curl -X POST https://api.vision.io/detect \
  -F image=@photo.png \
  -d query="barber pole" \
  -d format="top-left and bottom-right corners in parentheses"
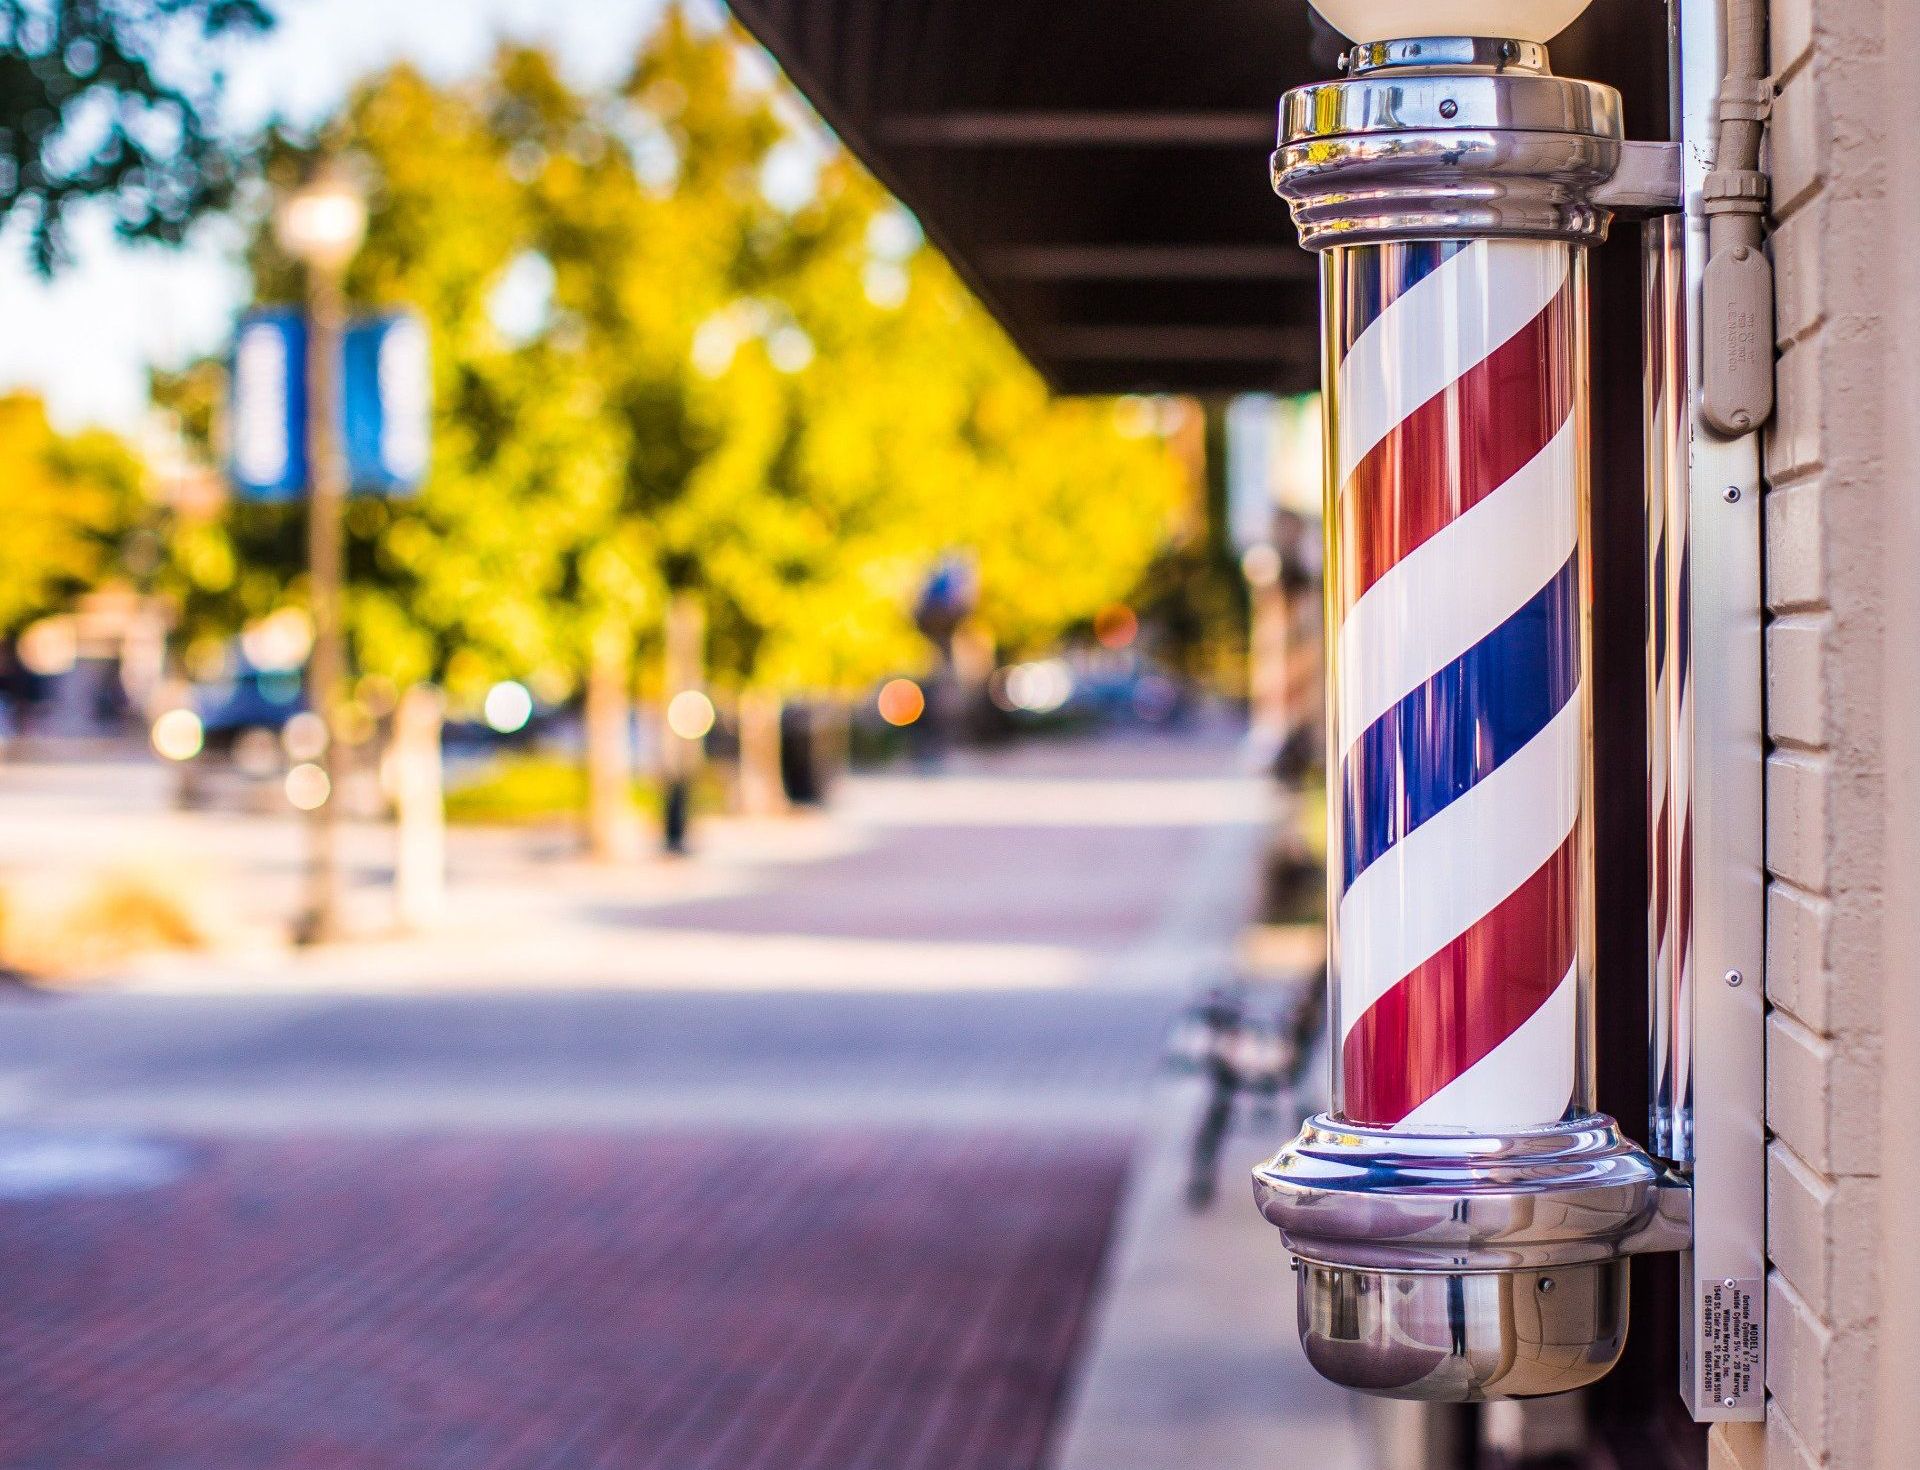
top-left (1251, 5), bottom-right (1696, 1404)
top-left (1326, 239), bottom-right (1587, 1132)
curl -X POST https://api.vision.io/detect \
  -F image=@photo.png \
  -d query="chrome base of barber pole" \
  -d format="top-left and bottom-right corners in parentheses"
top-left (1255, 1116), bottom-right (1690, 1399)
top-left (1255, 1116), bottom-right (1691, 1274)
top-left (1295, 1260), bottom-right (1625, 1402)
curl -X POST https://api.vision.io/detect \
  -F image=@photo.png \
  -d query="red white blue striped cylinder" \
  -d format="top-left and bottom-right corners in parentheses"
top-left (1323, 238), bottom-right (1593, 1132)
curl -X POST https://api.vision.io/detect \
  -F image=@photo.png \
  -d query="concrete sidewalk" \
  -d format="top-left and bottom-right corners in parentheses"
top-left (1, 730), bottom-right (1273, 1000)
top-left (1050, 1075), bottom-right (1368, 1470)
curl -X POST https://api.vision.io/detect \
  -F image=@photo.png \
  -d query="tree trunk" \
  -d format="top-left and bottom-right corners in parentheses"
top-left (392, 682), bottom-right (446, 931)
top-left (817, 700), bottom-right (850, 800)
top-left (585, 621), bottom-right (638, 862)
top-left (660, 593), bottom-right (705, 853)
top-left (737, 688), bottom-right (786, 817)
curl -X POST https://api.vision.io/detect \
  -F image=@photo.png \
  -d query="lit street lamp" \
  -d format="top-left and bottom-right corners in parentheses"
top-left (275, 156), bottom-right (366, 944)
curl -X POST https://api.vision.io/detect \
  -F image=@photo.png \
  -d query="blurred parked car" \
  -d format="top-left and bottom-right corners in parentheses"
top-left (154, 656), bottom-right (568, 815)
top-left (988, 651), bottom-right (1190, 731)
top-left (195, 666), bottom-right (308, 769)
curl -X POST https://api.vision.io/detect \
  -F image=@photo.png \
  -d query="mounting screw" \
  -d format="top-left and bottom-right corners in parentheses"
top-left (1439, 98), bottom-right (1459, 118)
top-left (1723, 1278), bottom-right (1738, 1290)
top-left (1725, 969), bottom-right (1744, 988)
top-left (1723, 1396), bottom-right (1738, 1408)
top-left (1732, 245), bottom-right (1750, 261)
top-left (1538, 1277), bottom-right (1556, 1294)
top-left (1723, 485), bottom-right (1742, 503)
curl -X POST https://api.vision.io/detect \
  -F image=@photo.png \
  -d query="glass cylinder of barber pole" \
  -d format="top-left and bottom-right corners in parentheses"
top-left (1321, 238), bottom-right (1593, 1133)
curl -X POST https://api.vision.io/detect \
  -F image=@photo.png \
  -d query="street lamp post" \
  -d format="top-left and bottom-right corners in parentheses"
top-left (275, 157), bottom-right (366, 945)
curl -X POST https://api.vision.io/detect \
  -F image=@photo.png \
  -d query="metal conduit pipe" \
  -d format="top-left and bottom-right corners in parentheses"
top-left (1700, 0), bottom-right (1774, 434)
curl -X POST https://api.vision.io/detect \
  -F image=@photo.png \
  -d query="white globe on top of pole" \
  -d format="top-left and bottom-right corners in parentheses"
top-left (1309, 0), bottom-right (1594, 44)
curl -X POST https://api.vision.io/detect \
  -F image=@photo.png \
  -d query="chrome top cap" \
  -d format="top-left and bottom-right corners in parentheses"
top-left (1271, 34), bottom-right (1625, 248)
top-left (1280, 39), bottom-right (1620, 146)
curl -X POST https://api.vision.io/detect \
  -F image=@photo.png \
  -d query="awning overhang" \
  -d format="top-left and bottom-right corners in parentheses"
top-left (728, 0), bottom-right (1669, 395)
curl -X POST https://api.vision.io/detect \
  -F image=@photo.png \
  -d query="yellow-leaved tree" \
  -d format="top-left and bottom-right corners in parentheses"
top-left (0, 393), bottom-right (146, 638)
top-left (162, 5), bottom-right (1186, 854)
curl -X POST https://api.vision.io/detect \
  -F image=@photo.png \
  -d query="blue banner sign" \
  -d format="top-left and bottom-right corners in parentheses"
top-left (229, 310), bottom-right (309, 502)
top-left (228, 309), bottom-right (430, 500)
top-left (343, 314), bottom-right (430, 494)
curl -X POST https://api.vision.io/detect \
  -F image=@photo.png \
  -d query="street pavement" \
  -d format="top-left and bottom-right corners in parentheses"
top-left (0, 730), bottom-right (1270, 1132)
top-left (0, 728), bottom-right (1338, 1469)
top-left (0, 1131), bottom-right (1128, 1470)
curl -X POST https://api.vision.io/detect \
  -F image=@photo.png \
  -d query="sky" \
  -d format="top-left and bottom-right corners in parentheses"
top-left (0, 0), bottom-right (683, 434)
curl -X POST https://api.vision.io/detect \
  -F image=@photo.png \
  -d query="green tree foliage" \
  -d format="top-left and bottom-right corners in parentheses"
top-left (171, 56), bottom-right (626, 705)
top-left (590, 11), bottom-right (1184, 686)
top-left (856, 251), bottom-right (1187, 661)
top-left (166, 5), bottom-right (1184, 711)
top-left (0, 391), bottom-right (145, 633)
top-left (317, 56), bottom-right (627, 702)
top-left (1, 0), bottom-right (273, 273)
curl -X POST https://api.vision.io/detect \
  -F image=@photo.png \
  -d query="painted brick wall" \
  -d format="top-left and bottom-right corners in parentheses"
top-left (1711, 1), bottom-right (1894, 1466)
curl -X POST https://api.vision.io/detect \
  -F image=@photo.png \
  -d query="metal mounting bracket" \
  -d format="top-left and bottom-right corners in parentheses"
top-left (1593, 140), bottom-right (1683, 214)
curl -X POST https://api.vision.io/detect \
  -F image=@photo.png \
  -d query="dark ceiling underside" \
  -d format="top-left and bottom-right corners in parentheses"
top-left (727, 0), bottom-right (1668, 395)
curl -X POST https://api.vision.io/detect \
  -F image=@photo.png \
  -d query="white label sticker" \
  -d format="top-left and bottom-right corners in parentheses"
top-left (1701, 1277), bottom-right (1764, 1410)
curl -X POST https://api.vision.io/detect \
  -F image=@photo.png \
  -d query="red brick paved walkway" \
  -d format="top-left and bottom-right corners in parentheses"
top-left (0, 1132), bottom-right (1128, 1470)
